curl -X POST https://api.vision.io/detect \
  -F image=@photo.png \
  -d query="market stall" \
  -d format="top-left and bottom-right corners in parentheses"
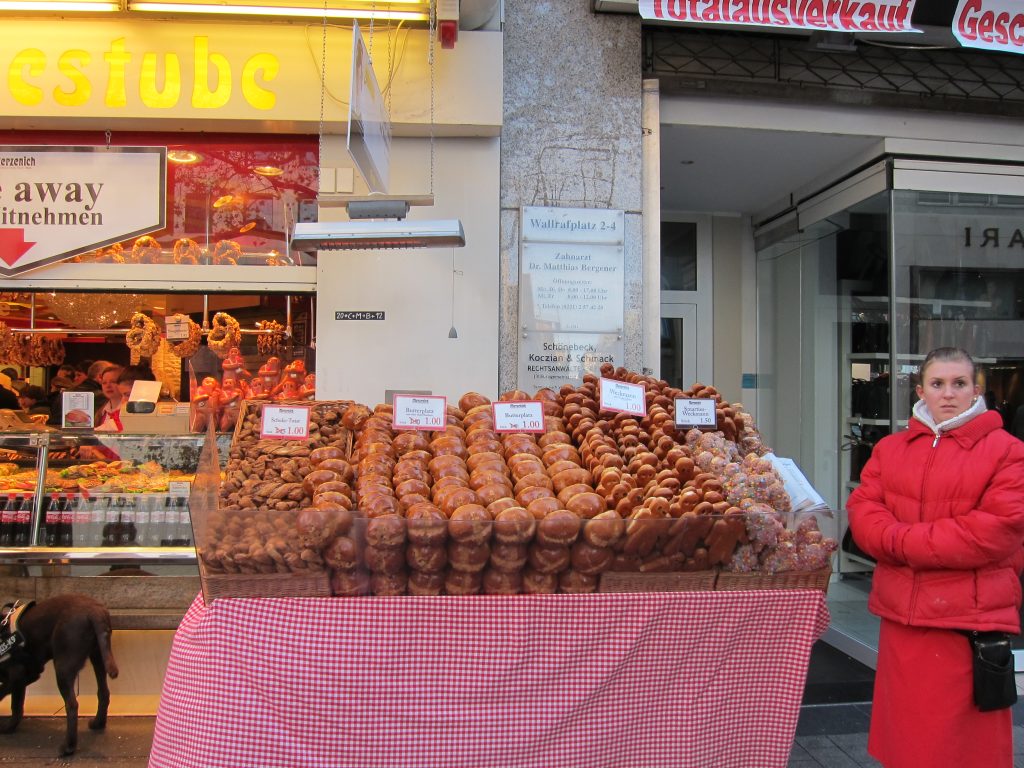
top-left (150, 589), bottom-right (829, 768)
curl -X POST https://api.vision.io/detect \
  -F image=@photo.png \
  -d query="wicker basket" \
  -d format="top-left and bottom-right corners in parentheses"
top-left (200, 563), bottom-right (332, 602)
top-left (714, 567), bottom-right (832, 593)
top-left (599, 570), bottom-right (718, 593)
top-left (231, 398), bottom-right (354, 458)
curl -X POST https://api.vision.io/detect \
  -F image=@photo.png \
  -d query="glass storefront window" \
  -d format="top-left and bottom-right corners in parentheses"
top-left (661, 221), bottom-right (697, 291)
top-left (893, 190), bottom-right (1024, 433)
top-left (0, 131), bottom-right (319, 268)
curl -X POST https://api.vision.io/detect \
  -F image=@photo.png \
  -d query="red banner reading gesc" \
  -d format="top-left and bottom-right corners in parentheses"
top-left (954, 0), bottom-right (1024, 54)
top-left (639, 0), bottom-right (918, 34)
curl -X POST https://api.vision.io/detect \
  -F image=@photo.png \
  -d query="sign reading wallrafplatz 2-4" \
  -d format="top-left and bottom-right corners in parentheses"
top-left (518, 206), bottom-right (625, 391)
top-left (0, 146), bottom-right (166, 276)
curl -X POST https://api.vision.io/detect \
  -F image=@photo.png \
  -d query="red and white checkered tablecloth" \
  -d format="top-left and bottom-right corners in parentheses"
top-left (149, 590), bottom-right (829, 768)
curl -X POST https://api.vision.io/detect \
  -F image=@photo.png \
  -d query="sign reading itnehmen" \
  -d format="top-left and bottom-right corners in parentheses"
top-left (0, 146), bottom-right (166, 276)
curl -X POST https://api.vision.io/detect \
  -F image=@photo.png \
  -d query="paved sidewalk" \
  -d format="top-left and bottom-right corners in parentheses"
top-left (0, 717), bottom-right (153, 767)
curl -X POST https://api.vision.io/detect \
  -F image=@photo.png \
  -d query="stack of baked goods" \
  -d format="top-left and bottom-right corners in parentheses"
top-left (202, 365), bottom-right (836, 594)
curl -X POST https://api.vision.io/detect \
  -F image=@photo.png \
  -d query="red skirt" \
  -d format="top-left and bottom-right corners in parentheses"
top-left (870, 618), bottom-right (1013, 768)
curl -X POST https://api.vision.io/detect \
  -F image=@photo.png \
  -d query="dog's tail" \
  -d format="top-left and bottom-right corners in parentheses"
top-left (90, 613), bottom-right (119, 679)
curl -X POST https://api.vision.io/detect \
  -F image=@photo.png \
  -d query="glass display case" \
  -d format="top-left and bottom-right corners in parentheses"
top-left (0, 430), bottom-right (219, 563)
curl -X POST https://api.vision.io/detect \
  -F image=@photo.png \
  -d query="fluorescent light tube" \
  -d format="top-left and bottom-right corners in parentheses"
top-left (291, 220), bottom-right (466, 251)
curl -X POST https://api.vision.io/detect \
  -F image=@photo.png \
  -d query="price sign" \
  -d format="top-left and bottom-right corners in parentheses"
top-left (165, 316), bottom-right (190, 341)
top-left (675, 397), bottom-right (717, 428)
top-left (599, 378), bottom-right (646, 416)
top-left (260, 405), bottom-right (311, 439)
top-left (62, 391), bottom-right (95, 429)
top-left (169, 480), bottom-right (191, 497)
top-left (493, 400), bottom-right (545, 433)
top-left (392, 394), bottom-right (447, 431)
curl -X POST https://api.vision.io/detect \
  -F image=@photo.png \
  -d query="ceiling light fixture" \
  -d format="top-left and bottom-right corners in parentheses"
top-left (0, 0), bottom-right (117, 9)
top-left (168, 149), bottom-right (203, 165)
top-left (251, 165), bottom-right (284, 177)
top-left (291, 220), bottom-right (465, 252)
top-left (128, 1), bottom-right (428, 19)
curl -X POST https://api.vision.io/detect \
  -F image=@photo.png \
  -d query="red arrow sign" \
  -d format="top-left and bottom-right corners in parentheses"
top-left (0, 229), bottom-right (35, 267)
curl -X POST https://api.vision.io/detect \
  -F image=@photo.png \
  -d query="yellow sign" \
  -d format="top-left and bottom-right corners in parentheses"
top-left (8, 37), bottom-right (277, 111)
top-left (0, 19), bottom-right (338, 123)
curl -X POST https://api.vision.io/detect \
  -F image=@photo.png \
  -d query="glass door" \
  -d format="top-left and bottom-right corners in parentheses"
top-left (660, 303), bottom-right (697, 390)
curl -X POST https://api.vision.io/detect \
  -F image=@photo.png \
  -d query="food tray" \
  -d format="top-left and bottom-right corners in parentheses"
top-left (200, 566), bottom-right (332, 602)
top-left (714, 567), bottom-right (832, 593)
top-left (599, 570), bottom-right (718, 593)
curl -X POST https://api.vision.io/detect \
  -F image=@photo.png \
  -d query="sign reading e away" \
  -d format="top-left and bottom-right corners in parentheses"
top-left (0, 146), bottom-right (166, 276)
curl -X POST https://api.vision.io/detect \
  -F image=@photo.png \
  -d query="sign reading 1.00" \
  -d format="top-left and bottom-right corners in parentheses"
top-left (392, 394), bottom-right (447, 431)
top-left (260, 405), bottom-right (311, 439)
top-left (493, 401), bottom-right (545, 433)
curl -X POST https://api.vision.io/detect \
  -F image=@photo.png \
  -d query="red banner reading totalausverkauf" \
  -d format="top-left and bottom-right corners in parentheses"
top-left (639, 0), bottom-right (919, 33)
top-left (954, 0), bottom-right (1024, 54)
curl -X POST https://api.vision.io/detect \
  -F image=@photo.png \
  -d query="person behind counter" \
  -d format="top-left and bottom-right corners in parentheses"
top-left (94, 365), bottom-right (160, 434)
top-left (18, 385), bottom-right (51, 419)
top-left (848, 347), bottom-right (1024, 768)
top-left (94, 365), bottom-right (124, 431)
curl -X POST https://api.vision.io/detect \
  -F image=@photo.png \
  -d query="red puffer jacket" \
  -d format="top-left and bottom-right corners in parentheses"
top-left (848, 410), bottom-right (1024, 632)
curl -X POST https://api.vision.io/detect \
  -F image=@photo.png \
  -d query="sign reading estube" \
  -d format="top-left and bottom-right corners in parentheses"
top-left (0, 146), bottom-right (165, 276)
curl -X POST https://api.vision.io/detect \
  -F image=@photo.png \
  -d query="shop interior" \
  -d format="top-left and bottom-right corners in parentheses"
top-left (660, 124), bottom-right (1024, 669)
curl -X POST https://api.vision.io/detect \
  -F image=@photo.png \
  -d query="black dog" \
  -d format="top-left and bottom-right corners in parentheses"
top-left (0, 594), bottom-right (118, 756)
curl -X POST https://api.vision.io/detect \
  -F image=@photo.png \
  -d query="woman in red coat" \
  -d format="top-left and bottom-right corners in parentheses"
top-left (849, 347), bottom-right (1024, 768)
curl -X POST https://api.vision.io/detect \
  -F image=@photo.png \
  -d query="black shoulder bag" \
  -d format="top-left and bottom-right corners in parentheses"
top-left (964, 631), bottom-right (1018, 712)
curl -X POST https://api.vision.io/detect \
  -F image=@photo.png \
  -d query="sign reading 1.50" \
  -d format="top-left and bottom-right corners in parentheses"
top-left (392, 394), bottom-right (447, 431)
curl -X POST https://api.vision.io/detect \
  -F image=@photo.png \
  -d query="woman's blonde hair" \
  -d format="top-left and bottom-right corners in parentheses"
top-left (920, 347), bottom-right (975, 380)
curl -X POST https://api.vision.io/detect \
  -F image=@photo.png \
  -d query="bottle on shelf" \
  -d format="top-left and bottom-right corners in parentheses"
top-left (59, 493), bottom-right (74, 548)
top-left (73, 494), bottom-right (92, 547)
top-left (89, 494), bottom-right (107, 547)
top-left (121, 495), bottom-right (138, 546)
top-left (0, 495), bottom-right (12, 547)
top-left (112, 494), bottom-right (129, 547)
top-left (12, 494), bottom-right (31, 547)
top-left (173, 496), bottom-right (192, 546)
top-left (101, 495), bottom-right (119, 547)
top-left (159, 495), bottom-right (174, 547)
top-left (134, 494), bottom-right (150, 547)
top-left (145, 494), bottom-right (165, 547)
top-left (43, 492), bottom-right (61, 547)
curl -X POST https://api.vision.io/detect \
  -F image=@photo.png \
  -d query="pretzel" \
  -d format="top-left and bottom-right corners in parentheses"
top-left (166, 313), bottom-right (202, 359)
top-left (211, 240), bottom-right (241, 266)
top-left (125, 312), bottom-right (161, 363)
top-left (256, 320), bottom-right (285, 356)
top-left (95, 243), bottom-right (126, 264)
top-left (131, 235), bottom-right (163, 264)
top-left (207, 312), bottom-right (241, 358)
top-left (172, 238), bottom-right (201, 265)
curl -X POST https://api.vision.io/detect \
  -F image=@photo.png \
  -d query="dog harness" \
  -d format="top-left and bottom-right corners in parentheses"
top-left (0, 600), bottom-right (34, 668)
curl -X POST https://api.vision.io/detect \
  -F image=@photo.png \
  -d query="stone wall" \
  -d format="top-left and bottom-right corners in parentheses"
top-left (499, 0), bottom-right (644, 391)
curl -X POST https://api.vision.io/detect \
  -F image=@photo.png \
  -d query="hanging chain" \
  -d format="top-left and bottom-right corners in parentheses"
top-left (429, 0), bottom-right (436, 197)
top-left (369, 2), bottom-right (375, 60)
top-left (317, 0), bottom-right (328, 186)
top-left (386, 15), bottom-right (393, 116)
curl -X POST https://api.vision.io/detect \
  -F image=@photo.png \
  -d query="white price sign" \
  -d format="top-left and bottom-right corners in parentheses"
top-left (260, 405), bottom-right (311, 439)
top-left (169, 480), bottom-right (191, 497)
top-left (392, 394), bottom-right (447, 431)
top-left (675, 397), bottom-right (717, 428)
top-left (165, 316), bottom-right (190, 341)
top-left (62, 391), bottom-right (95, 429)
top-left (599, 378), bottom-right (646, 416)
top-left (493, 401), bottom-right (545, 433)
